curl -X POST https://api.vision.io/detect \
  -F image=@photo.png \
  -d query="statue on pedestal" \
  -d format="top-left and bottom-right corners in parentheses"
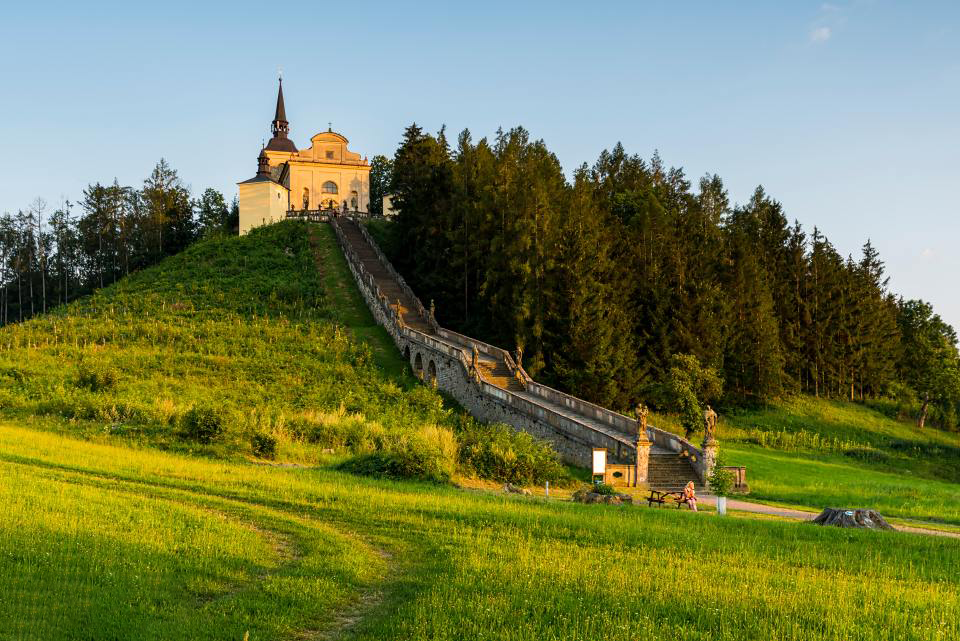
top-left (634, 404), bottom-right (650, 444)
top-left (704, 405), bottom-right (718, 442)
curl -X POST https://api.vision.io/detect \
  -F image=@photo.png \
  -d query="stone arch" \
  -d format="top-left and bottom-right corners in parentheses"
top-left (414, 352), bottom-right (424, 379)
top-left (427, 360), bottom-right (437, 385)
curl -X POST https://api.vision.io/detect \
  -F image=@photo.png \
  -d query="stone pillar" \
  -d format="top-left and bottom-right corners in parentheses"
top-left (635, 404), bottom-right (652, 486)
top-left (635, 438), bottom-right (651, 485)
top-left (701, 437), bottom-right (719, 489)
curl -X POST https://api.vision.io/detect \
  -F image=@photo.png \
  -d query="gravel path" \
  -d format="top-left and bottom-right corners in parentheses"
top-left (697, 496), bottom-right (960, 539)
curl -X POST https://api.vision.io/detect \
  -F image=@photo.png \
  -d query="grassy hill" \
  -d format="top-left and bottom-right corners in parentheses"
top-left (2, 221), bottom-right (960, 639)
top-left (0, 221), bottom-right (565, 484)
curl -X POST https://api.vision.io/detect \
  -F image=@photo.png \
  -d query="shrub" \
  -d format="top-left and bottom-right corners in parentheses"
top-left (391, 425), bottom-right (457, 482)
top-left (339, 425), bottom-right (457, 483)
top-left (76, 363), bottom-right (119, 392)
top-left (708, 465), bottom-right (735, 496)
top-left (592, 483), bottom-right (617, 496)
top-left (251, 432), bottom-right (278, 459)
top-left (844, 447), bottom-right (890, 463)
top-left (179, 406), bottom-right (226, 444)
top-left (457, 422), bottom-right (571, 485)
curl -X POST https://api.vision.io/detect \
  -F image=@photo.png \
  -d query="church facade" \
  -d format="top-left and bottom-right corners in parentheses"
top-left (238, 79), bottom-right (371, 235)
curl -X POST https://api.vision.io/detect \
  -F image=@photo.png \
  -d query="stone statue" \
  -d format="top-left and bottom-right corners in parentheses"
top-left (472, 345), bottom-right (479, 371)
top-left (429, 299), bottom-right (436, 320)
top-left (514, 346), bottom-right (524, 368)
top-left (395, 299), bottom-right (405, 328)
top-left (634, 404), bottom-right (650, 443)
top-left (704, 405), bottom-right (718, 441)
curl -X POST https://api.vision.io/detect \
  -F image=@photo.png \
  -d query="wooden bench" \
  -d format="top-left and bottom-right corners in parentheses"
top-left (647, 489), bottom-right (693, 509)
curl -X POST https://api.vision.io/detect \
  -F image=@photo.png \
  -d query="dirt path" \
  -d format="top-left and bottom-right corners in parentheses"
top-left (697, 495), bottom-right (960, 539)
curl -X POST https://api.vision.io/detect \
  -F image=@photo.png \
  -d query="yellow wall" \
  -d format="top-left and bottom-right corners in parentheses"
top-left (289, 163), bottom-right (370, 211)
top-left (238, 181), bottom-right (289, 235)
top-left (265, 130), bottom-right (371, 212)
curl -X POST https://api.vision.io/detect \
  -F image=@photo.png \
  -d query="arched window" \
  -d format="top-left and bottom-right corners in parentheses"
top-left (302, 188), bottom-right (309, 210)
top-left (322, 181), bottom-right (338, 194)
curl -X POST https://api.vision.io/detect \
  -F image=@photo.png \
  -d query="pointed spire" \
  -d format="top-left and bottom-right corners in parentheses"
top-left (274, 77), bottom-right (287, 126)
top-left (265, 75), bottom-right (297, 153)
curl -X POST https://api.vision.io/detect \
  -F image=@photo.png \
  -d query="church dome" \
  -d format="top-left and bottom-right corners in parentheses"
top-left (265, 136), bottom-right (298, 152)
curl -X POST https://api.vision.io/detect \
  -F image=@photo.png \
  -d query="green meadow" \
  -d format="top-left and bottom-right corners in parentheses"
top-left (2, 220), bottom-right (960, 639)
top-left (3, 425), bottom-right (959, 641)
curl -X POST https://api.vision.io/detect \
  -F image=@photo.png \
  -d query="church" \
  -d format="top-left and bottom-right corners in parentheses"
top-left (238, 79), bottom-right (371, 235)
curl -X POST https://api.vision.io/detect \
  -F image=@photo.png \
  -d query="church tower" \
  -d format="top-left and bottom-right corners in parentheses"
top-left (266, 78), bottom-right (297, 153)
top-left (238, 77), bottom-right (372, 235)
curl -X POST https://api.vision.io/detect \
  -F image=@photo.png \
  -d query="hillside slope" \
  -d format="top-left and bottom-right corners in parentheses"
top-left (0, 222), bottom-right (446, 459)
top-left (0, 221), bottom-right (569, 485)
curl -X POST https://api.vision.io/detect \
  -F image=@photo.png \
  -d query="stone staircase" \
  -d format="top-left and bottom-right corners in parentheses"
top-left (648, 449), bottom-right (702, 492)
top-left (339, 220), bottom-right (431, 332)
top-left (340, 218), bottom-right (525, 393)
top-left (333, 217), bottom-right (710, 490)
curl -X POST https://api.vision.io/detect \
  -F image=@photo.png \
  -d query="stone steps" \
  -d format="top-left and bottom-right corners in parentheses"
top-left (648, 453), bottom-right (701, 491)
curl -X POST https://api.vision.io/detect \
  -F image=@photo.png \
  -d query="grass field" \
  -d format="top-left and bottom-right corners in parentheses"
top-left (3, 424), bottom-right (959, 641)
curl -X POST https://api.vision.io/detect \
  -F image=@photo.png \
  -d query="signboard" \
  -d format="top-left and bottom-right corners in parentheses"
top-left (592, 448), bottom-right (607, 476)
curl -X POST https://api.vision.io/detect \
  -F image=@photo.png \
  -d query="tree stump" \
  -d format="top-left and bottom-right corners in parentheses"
top-left (812, 508), bottom-right (895, 530)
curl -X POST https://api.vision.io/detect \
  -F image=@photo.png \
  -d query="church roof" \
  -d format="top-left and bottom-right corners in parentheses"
top-left (265, 137), bottom-right (298, 152)
top-left (237, 174), bottom-right (277, 185)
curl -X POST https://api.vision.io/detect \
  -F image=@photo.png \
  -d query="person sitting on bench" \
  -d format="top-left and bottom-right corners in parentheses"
top-left (683, 481), bottom-right (698, 512)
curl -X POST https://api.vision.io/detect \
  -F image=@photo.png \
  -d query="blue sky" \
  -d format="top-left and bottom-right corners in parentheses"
top-left (1, 1), bottom-right (958, 329)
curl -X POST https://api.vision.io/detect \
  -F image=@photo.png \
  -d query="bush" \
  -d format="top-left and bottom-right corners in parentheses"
top-left (708, 465), bottom-right (735, 496)
top-left (844, 447), bottom-right (890, 463)
top-left (339, 425), bottom-right (457, 483)
top-left (179, 406), bottom-right (226, 444)
top-left (251, 432), bottom-right (278, 459)
top-left (457, 422), bottom-right (570, 485)
top-left (76, 363), bottom-right (119, 392)
top-left (592, 483), bottom-right (617, 496)
top-left (392, 425), bottom-right (457, 482)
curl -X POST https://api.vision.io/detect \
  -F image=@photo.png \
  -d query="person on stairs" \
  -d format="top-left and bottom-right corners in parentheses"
top-left (683, 481), bottom-right (698, 511)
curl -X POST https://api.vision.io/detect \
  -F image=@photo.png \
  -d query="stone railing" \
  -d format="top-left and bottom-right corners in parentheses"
top-left (286, 210), bottom-right (331, 222)
top-left (435, 327), bottom-right (529, 387)
top-left (328, 215), bottom-right (709, 477)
